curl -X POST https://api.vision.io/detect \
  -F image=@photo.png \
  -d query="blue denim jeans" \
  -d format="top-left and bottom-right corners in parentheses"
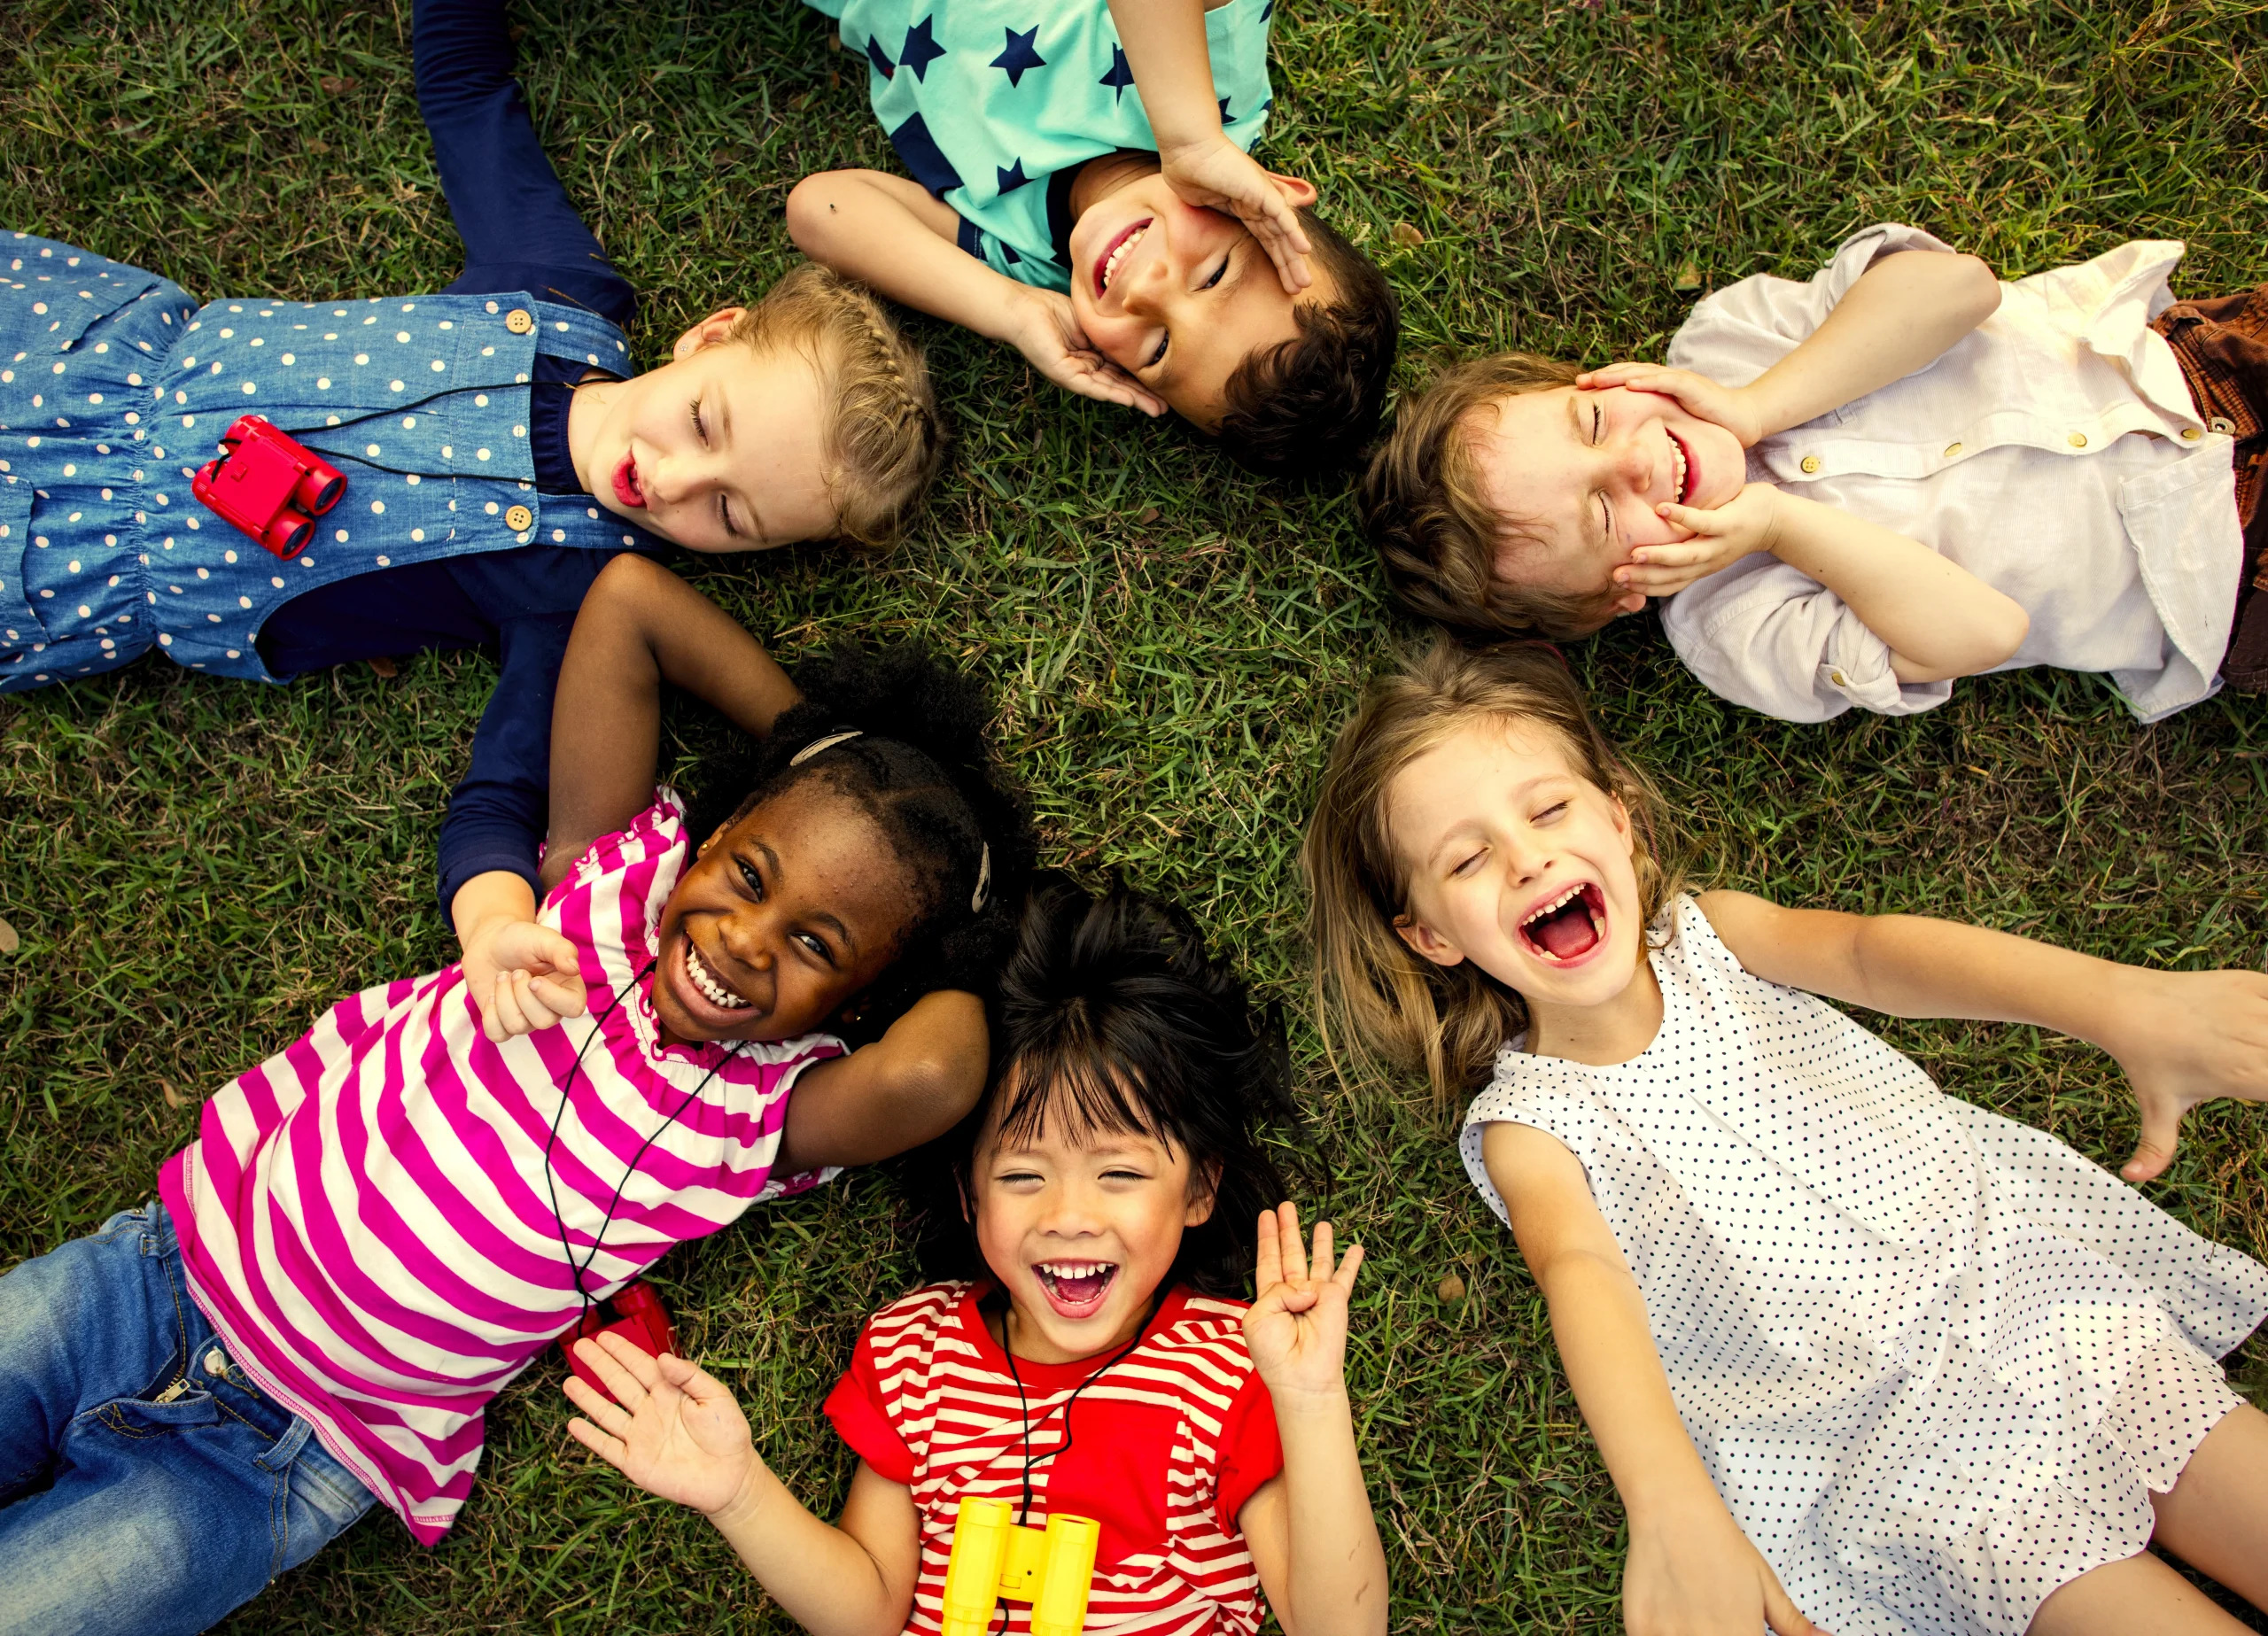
top-left (0, 1201), bottom-right (377, 1636)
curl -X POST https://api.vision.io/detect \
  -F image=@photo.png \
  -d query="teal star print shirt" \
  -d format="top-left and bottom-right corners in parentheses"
top-left (805, 0), bottom-right (1276, 291)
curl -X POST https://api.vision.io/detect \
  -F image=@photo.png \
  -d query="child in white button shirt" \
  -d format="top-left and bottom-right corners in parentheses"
top-left (1361, 225), bottom-right (2263, 725)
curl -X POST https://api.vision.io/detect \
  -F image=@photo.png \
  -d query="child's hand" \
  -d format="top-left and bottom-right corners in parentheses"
top-left (1616, 483), bottom-right (1785, 600)
top-left (1625, 1496), bottom-right (1830, 1635)
top-left (1576, 363), bottom-right (1764, 448)
top-left (1158, 135), bottom-right (1315, 295)
top-left (1243, 1201), bottom-right (1363, 1407)
top-left (461, 913), bottom-right (587, 1043)
top-left (563, 1333), bottom-right (760, 1519)
top-left (1006, 289), bottom-right (1168, 417)
top-left (2103, 966), bottom-right (2268, 1182)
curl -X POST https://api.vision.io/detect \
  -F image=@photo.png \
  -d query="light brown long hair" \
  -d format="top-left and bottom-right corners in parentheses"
top-left (1302, 640), bottom-right (1682, 1105)
top-left (727, 264), bottom-right (944, 550)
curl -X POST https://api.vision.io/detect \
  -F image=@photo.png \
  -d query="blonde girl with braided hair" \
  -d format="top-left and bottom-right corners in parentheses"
top-left (1306, 640), bottom-right (2268, 1636)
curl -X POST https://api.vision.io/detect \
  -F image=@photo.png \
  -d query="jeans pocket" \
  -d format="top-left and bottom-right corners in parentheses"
top-left (89, 1387), bottom-right (221, 1439)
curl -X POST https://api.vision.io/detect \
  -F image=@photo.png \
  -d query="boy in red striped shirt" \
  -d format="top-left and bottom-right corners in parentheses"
top-left (567, 878), bottom-right (1389, 1636)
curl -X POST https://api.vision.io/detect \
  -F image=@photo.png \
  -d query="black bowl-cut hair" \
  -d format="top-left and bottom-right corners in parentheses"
top-left (686, 642), bottom-right (1036, 1037)
top-left (905, 875), bottom-right (1301, 1299)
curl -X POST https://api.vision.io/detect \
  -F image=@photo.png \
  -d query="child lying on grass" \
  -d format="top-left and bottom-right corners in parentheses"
top-left (1363, 224), bottom-right (2264, 723)
top-left (788, 0), bottom-right (1398, 481)
top-left (0, 555), bottom-right (1032, 1636)
top-left (0, 0), bottom-right (941, 950)
top-left (566, 879), bottom-right (1389, 1636)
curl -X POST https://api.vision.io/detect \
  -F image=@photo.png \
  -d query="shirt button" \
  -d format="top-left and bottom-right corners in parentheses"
top-left (203, 1346), bottom-right (228, 1376)
top-left (2066, 432), bottom-right (2087, 448)
top-left (2209, 415), bottom-right (2236, 434)
top-left (504, 309), bottom-right (534, 335)
top-left (1829, 669), bottom-right (1847, 687)
top-left (2181, 426), bottom-right (2204, 441)
top-left (504, 504), bottom-right (533, 531)
top-left (1798, 454), bottom-right (1821, 474)
top-left (1941, 441), bottom-right (1961, 458)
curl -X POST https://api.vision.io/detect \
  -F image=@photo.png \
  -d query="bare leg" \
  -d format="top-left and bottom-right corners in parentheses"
top-left (2027, 1549), bottom-right (2254, 1635)
top-left (2149, 1403), bottom-right (2268, 1612)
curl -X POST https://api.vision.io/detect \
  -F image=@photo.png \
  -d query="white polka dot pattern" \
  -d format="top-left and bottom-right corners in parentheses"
top-left (1459, 896), bottom-right (2268, 1636)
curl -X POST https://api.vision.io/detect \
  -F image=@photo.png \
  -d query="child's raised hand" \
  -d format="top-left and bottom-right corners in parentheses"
top-left (1243, 1201), bottom-right (1363, 1407)
top-left (2102, 966), bottom-right (2268, 1182)
top-left (1616, 482), bottom-right (1786, 600)
top-left (1576, 363), bottom-right (1763, 448)
top-left (1157, 136), bottom-right (1315, 295)
top-left (1006, 289), bottom-right (1168, 417)
top-left (563, 1333), bottom-right (759, 1518)
top-left (461, 915), bottom-right (587, 1044)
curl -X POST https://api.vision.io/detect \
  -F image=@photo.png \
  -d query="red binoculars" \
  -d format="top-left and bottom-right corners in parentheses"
top-left (560, 1279), bottom-right (680, 1407)
top-left (190, 415), bottom-right (347, 560)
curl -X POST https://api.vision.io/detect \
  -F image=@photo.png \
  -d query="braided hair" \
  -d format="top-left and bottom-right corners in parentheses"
top-left (727, 264), bottom-right (947, 550)
top-left (904, 876), bottom-right (1301, 1299)
top-left (687, 642), bottom-right (1033, 1034)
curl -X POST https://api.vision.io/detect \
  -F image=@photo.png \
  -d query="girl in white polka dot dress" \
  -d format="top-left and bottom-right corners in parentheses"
top-left (1306, 640), bottom-right (2268, 1636)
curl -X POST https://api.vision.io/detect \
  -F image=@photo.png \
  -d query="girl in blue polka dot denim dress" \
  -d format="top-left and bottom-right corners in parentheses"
top-left (0, 0), bottom-right (943, 966)
top-left (1308, 643), bottom-right (2268, 1636)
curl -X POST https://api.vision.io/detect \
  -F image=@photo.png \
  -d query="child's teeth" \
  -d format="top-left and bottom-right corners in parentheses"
top-left (686, 942), bottom-right (747, 1009)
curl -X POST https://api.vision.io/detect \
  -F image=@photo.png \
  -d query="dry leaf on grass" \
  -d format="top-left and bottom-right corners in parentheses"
top-left (0, 916), bottom-right (16, 955)
top-left (161, 1077), bottom-right (189, 1110)
top-left (1391, 221), bottom-right (1425, 248)
top-left (1436, 1273), bottom-right (1467, 1301)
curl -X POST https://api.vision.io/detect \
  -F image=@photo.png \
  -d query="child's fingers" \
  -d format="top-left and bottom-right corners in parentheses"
top-left (511, 972), bottom-right (561, 1034)
top-left (562, 1374), bottom-right (635, 1440)
top-left (564, 1415), bottom-right (630, 1468)
top-left (1619, 565), bottom-right (1709, 598)
top-left (527, 973), bottom-right (586, 1022)
top-left (1332, 1241), bottom-right (1365, 1292)
top-left (1574, 361), bottom-right (1655, 388)
top-left (578, 1334), bottom-right (656, 1405)
top-left (1309, 1219), bottom-right (1335, 1283)
top-left (490, 973), bottom-right (532, 1039)
top-left (1277, 1201), bottom-right (1309, 1284)
top-left (1254, 1209), bottom-right (1284, 1292)
top-left (1652, 502), bottom-right (1728, 537)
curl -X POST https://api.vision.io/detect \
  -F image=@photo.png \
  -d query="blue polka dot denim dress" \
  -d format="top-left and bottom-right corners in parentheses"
top-left (0, 232), bottom-right (664, 691)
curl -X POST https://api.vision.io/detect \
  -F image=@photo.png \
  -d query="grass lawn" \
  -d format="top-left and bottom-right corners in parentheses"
top-left (4, 0), bottom-right (2267, 1629)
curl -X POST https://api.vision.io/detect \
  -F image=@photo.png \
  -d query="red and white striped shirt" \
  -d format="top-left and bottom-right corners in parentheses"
top-left (160, 792), bottom-right (841, 1542)
top-left (825, 1282), bottom-right (1285, 1636)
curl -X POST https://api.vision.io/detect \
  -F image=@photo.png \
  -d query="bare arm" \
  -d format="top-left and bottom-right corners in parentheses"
top-left (542, 554), bottom-right (800, 891)
top-left (1482, 1123), bottom-right (1826, 1636)
top-left (565, 1337), bottom-right (919, 1636)
top-left (1697, 888), bottom-right (2268, 1179)
top-left (773, 989), bottom-right (990, 1173)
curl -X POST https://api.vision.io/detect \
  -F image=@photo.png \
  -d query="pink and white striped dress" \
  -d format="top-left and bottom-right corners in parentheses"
top-left (159, 792), bottom-right (843, 1542)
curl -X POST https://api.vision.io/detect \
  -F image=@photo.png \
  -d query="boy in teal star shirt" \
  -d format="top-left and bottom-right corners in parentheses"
top-left (790, 0), bottom-right (1398, 480)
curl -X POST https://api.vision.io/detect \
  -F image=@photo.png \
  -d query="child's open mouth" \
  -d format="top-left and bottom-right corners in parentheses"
top-left (1518, 881), bottom-right (1608, 965)
top-left (682, 937), bottom-right (749, 1013)
top-left (1094, 219), bottom-right (1153, 299)
top-left (612, 454), bottom-right (645, 509)
top-left (1035, 1260), bottom-right (1118, 1320)
top-left (1666, 428), bottom-right (1694, 506)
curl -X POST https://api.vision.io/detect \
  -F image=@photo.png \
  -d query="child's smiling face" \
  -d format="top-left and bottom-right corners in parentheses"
top-left (571, 314), bottom-right (841, 554)
top-left (1067, 167), bottom-right (1324, 428)
top-left (649, 779), bottom-right (919, 1046)
top-left (968, 1075), bottom-right (1216, 1365)
top-left (1386, 716), bottom-right (1650, 1014)
top-left (1468, 384), bottom-right (1748, 625)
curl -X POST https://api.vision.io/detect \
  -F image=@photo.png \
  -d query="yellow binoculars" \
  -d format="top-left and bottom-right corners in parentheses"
top-left (939, 1496), bottom-right (1100, 1636)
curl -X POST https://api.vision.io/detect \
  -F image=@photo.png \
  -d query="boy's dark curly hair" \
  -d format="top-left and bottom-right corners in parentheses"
top-left (1216, 210), bottom-right (1400, 484)
top-left (687, 642), bottom-right (1035, 1034)
top-left (906, 876), bottom-right (1300, 1299)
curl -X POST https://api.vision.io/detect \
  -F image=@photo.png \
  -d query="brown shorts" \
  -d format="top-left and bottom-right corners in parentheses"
top-left (2152, 285), bottom-right (2268, 691)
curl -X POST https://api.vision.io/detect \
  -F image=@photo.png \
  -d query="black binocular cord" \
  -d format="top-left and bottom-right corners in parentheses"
top-left (540, 956), bottom-right (744, 1341)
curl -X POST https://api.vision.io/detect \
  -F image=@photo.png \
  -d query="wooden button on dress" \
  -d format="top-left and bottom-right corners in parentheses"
top-left (504, 504), bottom-right (533, 531)
top-left (504, 309), bottom-right (534, 335)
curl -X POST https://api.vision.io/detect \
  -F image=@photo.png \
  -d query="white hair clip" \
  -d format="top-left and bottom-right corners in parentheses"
top-left (788, 729), bottom-right (865, 766)
top-left (971, 841), bottom-right (992, 912)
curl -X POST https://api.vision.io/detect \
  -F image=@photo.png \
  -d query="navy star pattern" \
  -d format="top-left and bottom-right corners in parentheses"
top-left (865, 35), bottom-right (895, 78)
top-left (1218, 96), bottom-right (1232, 121)
top-left (997, 159), bottom-right (1034, 194)
top-left (898, 17), bottom-right (946, 81)
top-left (1099, 44), bottom-right (1135, 103)
top-left (990, 25), bottom-right (1045, 88)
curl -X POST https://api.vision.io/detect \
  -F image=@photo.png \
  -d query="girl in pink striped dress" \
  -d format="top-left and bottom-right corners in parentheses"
top-left (566, 878), bottom-right (1392, 1636)
top-left (0, 557), bottom-right (1035, 1636)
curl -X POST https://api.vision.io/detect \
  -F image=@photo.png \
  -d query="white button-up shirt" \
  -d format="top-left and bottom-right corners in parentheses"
top-left (1658, 223), bottom-right (2242, 724)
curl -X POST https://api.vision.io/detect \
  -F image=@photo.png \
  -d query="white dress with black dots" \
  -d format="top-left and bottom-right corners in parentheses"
top-left (1458, 896), bottom-right (2268, 1636)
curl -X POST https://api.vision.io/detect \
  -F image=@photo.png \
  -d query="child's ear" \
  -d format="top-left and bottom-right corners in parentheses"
top-left (1183, 1159), bottom-right (1222, 1229)
top-left (1267, 171), bottom-right (1318, 211)
top-left (1394, 912), bottom-right (1467, 969)
top-left (696, 819), bottom-right (734, 859)
top-left (672, 306), bottom-right (749, 361)
top-left (1610, 593), bottom-right (1649, 617)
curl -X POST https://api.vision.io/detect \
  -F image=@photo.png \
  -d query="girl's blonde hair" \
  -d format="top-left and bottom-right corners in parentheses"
top-left (727, 264), bottom-right (944, 550)
top-left (1302, 639), bottom-right (1683, 1105)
